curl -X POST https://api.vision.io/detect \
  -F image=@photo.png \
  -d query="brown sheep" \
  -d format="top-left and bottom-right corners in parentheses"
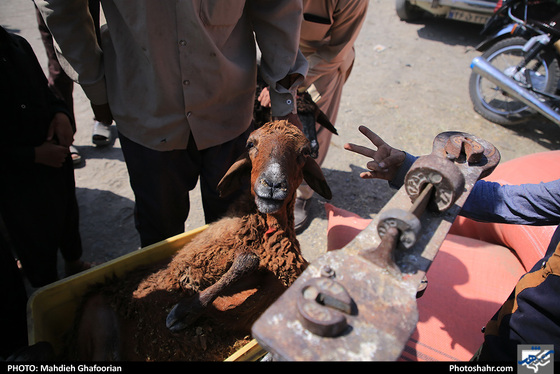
top-left (68, 120), bottom-right (332, 361)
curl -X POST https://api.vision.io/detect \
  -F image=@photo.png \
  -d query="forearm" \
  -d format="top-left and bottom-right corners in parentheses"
top-left (34, 0), bottom-right (107, 105)
top-left (250, 0), bottom-right (308, 116)
top-left (462, 180), bottom-right (560, 225)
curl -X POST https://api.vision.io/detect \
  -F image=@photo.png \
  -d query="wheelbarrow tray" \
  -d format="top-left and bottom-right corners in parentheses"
top-left (26, 225), bottom-right (266, 361)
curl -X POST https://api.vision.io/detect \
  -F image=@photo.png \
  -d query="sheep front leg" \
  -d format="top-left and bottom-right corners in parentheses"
top-left (166, 251), bottom-right (260, 332)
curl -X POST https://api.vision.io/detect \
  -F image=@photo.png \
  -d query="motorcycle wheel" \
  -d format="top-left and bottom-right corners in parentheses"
top-left (469, 36), bottom-right (560, 125)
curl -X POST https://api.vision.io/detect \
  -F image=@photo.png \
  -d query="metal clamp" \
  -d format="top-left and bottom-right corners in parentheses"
top-left (252, 131), bottom-right (500, 361)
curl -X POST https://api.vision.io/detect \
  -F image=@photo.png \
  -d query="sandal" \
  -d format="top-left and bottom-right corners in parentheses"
top-left (70, 145), bottom-right (82, 165)
top-left (92, 120), bottom-right (112, 146)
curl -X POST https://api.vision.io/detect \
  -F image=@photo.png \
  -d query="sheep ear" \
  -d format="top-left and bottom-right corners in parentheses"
top-left (218, 153), bottom-right (252, 198)
top-left (303, 157), bottom-right (332, 200)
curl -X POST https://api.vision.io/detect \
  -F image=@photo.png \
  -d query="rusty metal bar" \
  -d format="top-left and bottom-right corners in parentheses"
top-left (252, 131), bottom-right (500, 361)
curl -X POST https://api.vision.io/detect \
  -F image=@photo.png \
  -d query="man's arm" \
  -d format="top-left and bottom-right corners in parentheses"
top-left (34, 0), bottom-right (107, 105)
top-left (248, 0), bottom-right (308, 121)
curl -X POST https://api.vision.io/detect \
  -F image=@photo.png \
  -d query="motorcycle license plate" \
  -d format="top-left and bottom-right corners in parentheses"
top-left (447, 9), bottom-right (489, 24)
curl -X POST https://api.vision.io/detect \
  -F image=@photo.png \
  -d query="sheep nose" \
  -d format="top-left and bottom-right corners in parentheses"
top-left (262, 177), bottom-right (287, 190)
top-left (256, 176), bottom-right (289, 200)
top-left (260, 178), bottom-right (287, 190)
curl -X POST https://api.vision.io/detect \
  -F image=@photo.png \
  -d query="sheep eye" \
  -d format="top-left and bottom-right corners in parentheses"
top-left (297, 146), bottom-right (311, 164)
top-left (246, 140), bottom-right (255, 150)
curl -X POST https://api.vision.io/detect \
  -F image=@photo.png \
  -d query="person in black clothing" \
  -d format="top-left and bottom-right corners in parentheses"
top-left (0, 26), bottom-right (89, 357)
top-left (0, 228), bottom-right (28, 359)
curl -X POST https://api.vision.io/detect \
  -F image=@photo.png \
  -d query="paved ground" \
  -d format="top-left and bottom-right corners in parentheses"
top-left (2, 0), bottom-right (560, 273)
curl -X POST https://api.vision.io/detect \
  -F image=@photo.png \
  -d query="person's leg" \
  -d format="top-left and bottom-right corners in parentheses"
top-left (295, 73), bottom-right (346, 232)
top-left (199, 124), bottom-right (254, 223)
top-left (119, 133), bottom-right (200, 247)
top-left (0, 233), bottom-right (28, 358)
top-left (54, 156), bottom-right (90, 276)
top-left (1, 173), bottom-right (60, 287)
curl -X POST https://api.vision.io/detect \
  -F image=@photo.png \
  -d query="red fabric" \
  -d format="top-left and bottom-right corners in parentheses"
top-left (484, 150), bottom-right (560, 185)
top-left (325, 203), bottom-right (371, 252)
top-left (401, 234), bottom-right (524, 361)
top-left (449, 217), bottom-right (552, 271)
top-left (324, 150), bottom-right (560, 360)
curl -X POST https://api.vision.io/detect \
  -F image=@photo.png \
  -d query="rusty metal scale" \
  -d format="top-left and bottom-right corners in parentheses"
top-left (251, 132), bottom-right (500, 361)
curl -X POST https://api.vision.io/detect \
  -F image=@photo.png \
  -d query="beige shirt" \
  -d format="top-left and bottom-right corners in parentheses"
top-left (300, 0), bottom-right (368, 89)
top-left (35, 0), bottom-right (308, 151)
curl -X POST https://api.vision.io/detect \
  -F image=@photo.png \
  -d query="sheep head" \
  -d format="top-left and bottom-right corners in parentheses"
top-left (218, 121), bottom-right (332, 220)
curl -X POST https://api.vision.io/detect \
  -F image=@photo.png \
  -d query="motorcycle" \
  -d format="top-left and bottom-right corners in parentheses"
top-left (468, 0), bottom-right (560, 125)
top-left (476, 0), bottom-right (556, 50)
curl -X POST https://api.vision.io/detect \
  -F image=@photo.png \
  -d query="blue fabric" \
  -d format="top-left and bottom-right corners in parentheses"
top-left (462, 180), bottom-right (560, 226)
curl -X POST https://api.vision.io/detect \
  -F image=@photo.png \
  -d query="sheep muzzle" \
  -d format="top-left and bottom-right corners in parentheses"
top-left (254, 162), bottom-right (291, 214)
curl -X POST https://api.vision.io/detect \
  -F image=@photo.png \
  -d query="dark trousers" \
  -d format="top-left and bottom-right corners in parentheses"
top-left (0, 157), bottom-right (82, 288)
top-left (119, 126), bottom-right (253, 247)
top-left (0, 229), bottom-right (28, 358)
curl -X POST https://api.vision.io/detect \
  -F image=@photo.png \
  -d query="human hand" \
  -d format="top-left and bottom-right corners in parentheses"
top-left (47, 112), bottom-right (74, 147)
top-left (344, 125), bottom-right (406, 181)
top-left (258, 87), bottom-right (271, 107)
top-left (91, 102), bottom-right (113, 125)
top-left (34, 141), bottom-right (69, 168)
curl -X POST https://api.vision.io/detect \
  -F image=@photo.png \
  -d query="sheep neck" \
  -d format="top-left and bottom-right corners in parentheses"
top-left (262, 194), bottom-right (296, 239)
top-left (264, 214), bottom-right (285, 235)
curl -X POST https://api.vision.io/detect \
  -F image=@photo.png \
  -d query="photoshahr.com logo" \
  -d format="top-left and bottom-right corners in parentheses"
top-left (517, 345), bottom-right (554, 374)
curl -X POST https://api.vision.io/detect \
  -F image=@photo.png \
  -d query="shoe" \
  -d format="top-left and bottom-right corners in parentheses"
top-left (294, 197), bottom-right (312, 233)
top-left (70, 145), bottom-right (82, 165)
top-left (92, 120), bottom-right (112, 146)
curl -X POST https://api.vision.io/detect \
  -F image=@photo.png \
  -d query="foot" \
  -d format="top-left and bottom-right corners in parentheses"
top-left (166, 294), bottom-right (207, 332)
top-left (70, 145), bottom-right (82, 165)
top-left (92, 120), bottom-right (112, 146)
top-left (294, 197), bottom-right (312, 233)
